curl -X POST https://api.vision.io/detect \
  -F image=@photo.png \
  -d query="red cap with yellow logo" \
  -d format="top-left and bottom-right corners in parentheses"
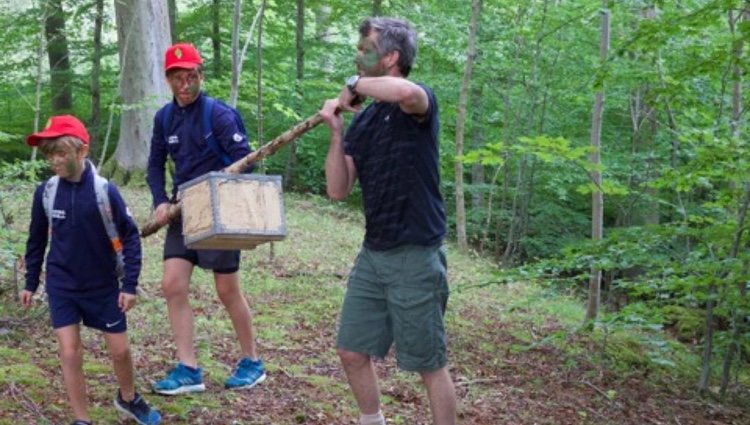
top-left (165, 43), bottom-right (203, 73)
top-left (26, 115), bottom-right (90, 146)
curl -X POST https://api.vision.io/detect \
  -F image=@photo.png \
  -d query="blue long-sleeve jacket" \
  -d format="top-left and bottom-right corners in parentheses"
top-left (24, 163), bottom-right (142, 297)
top-left (146, 92), bottom-right (252, 207)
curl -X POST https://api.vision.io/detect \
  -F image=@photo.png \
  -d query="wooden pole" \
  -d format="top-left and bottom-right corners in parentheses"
top-left (139, 112), bottom-right (324, 237)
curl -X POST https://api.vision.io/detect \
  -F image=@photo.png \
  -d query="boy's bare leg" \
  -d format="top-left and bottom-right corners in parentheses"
top-left (420, 367), bottom-right (457, 425)
top-left (162, 258), bottom-right (196, 367)
top-left (55, 324), bottom-right (90, 422)
top-left (337, 349), bottom-right (381, 415)
top-left (214, 271), bottom-right (258, 360)
top-left (104, 331), bottom-right (134, 400)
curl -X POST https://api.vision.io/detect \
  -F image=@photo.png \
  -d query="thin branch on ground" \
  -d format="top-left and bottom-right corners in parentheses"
top-left (8, 382), bottom-right (51, 423)
top-left (455, 377), bottom-right (502, 387)
top-left (581, 379), bottom-right (611, 401)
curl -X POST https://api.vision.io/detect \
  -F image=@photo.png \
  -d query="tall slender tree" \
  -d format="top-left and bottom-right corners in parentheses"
top-left (454, 0), bottom-right (482, 252)
top-left (89, 0), bottom-right (104, 161)
top-left (29, 5), bottom-right (48, 161)
top-left (44, 0), bottom-right (73, 114)
top-left (212, 0), bottom-right (221, 77)
top-left (284, 0), bottom-right (304, 188)
top-left (256, 0), bottom-right (266, 172)
top-left (230, 0), bottom-right (241, 106)
top-left (718, 4), bottom-right (749, 397)
top-left (585, 2), bottom-right (610, 323)
top-left (167, 0), bottom-right (177, 43)
top-left (229, 1), bottom-right (262, 107)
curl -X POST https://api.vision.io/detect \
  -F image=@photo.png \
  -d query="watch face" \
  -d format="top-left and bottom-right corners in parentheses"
top-left (347, 75), bottom-right (359, 89)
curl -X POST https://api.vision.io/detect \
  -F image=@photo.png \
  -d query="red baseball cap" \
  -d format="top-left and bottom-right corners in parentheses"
top-left (26, 115), bottom-right (90, 146)
top-left (165, 43), bottom-right (203, 72)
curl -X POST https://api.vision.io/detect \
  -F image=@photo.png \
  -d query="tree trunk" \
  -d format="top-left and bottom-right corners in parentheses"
top-left (502, 157), bottom-right (526, 264)
top-left (480, 165), bottom-right (502, 253)
top-left (585, 3), bottom-right (609, 323)
top-left (89, 0), bottom-right (104, 162)
top-left (44, 0), bottom-right (73, 114)
top-left (31, 9), bottom-right (47, 161)
top-left (515, 2), bottom-right (553, 259)
top-left (495, 69), bottom-right (516, 258)
top-left (698, 283), bottom-right (717, 393)
top-left (454, 0), bottom-right (481, 252)
top-left (167, 0), bottom-right (177, 43)
top-left (315, 6), bottom-right (333, 74)
top-left (499, 5), bottom-right (532, 262)
top-left (229, 3), bottom-right (263, 108)
top-left (212, 0), bottom-right (222, 77)
top-left (284, 0), bottom-right (304, 188)
top-left (256, 0), bottom-right (266, 173)
top-left (720, 5), bottom-right (749, 398)
top-left (230, 0), bottom-right (241, 106)
top-left (470, 83), bottom-right (485, 210)
top-left (113, 0), bottom-right (171, 172)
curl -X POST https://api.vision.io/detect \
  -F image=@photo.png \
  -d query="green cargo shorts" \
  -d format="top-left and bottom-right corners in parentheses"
top-left (336, 244), bottom-right (449, 372)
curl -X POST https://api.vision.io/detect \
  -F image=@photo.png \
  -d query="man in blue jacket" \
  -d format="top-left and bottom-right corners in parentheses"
top-left (146, 43), bottom-right (265, 395)
top-left (319, 17), bottom-right (456, 425)
top-left (22, 115), bottom-right (161, 425)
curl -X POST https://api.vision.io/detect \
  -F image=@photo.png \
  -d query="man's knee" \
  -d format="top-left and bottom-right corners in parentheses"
top-left (337, 348), bottom-right (370, 368)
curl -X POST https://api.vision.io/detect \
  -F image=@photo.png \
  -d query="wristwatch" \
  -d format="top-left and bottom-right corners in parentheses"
top-left (346, 75), bottom-right (360, 95)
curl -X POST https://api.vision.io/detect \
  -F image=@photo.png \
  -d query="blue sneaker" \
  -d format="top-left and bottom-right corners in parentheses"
top-left (225, 357), bottom-right (266, 390)
top-left (114, 391), bottom-right (161, 425)
top-left (152, 363), bottom-right (205, 395)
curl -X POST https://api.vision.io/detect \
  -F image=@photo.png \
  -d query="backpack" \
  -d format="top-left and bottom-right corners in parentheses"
top-left (161, 95), bottom-right (248, 167)
top-left (42, 161), bottom-right (125, 279)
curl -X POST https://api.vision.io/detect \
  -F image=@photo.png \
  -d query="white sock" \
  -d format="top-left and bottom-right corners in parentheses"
top-left (359, 410), bottom-right (385, 425)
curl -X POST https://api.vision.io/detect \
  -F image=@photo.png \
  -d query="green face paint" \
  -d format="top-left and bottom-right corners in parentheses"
top-left (355, 38), bottom-right (386, 76)
top-left (168, 70), bottom-right (203, 106)
top-left (65, 159), bottom-right (78, 177)
top-left (46, 148), bottom-right (84, 180)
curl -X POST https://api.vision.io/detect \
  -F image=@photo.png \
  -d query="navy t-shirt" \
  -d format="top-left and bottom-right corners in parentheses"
top-left (343, 83), bottom-right (446, 251)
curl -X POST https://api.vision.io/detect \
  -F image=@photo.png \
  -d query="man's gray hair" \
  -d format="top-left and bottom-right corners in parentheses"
top-left (359, 17), bottom-right (417, 77)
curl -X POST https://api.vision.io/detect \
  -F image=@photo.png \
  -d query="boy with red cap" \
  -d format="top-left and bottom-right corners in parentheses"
top-left (21, 115), bottom-right (161, 425)
top-left (147, 43), bottom-right (265, 395)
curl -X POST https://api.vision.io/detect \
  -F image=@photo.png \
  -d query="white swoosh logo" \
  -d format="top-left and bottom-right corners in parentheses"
top-left (106, 319), bottom-right (122, 328)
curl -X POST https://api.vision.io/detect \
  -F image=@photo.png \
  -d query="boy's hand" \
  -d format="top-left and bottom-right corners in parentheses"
top-left (19, 290), bottom-right (33, 308)
top-left (154, 202), bottom-right (172, 226)
top-left (118, 292), bottom-right (137, 313)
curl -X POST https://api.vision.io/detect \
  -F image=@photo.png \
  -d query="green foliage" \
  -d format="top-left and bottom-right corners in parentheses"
top-left (662, 305), bottom-right (705, 342)
top-left (0, 160), bottom-right (46, 279)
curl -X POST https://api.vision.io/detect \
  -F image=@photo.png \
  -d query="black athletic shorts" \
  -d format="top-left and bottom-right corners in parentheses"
top-left (164, 218), bottom-right (240, 273)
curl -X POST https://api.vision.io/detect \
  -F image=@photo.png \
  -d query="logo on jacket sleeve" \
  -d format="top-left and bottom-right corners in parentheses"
top-left (233, 133), bottom-right (244, 142)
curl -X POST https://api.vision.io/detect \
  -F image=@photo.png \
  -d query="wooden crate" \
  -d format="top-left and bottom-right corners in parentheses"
top-left (179, 172), bottom-right (286, 250)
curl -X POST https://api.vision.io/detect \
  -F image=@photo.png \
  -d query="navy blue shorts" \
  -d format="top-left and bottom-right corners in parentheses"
top-left (48, 291), bottom-right (127, 333)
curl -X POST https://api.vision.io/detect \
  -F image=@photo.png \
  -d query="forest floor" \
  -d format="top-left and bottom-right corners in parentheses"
top-left (0, 186), bottom-right (748, 424)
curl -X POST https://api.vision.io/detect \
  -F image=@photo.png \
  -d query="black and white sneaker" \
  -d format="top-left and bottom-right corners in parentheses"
top-left (114, 390), bottom-right (162, 425)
